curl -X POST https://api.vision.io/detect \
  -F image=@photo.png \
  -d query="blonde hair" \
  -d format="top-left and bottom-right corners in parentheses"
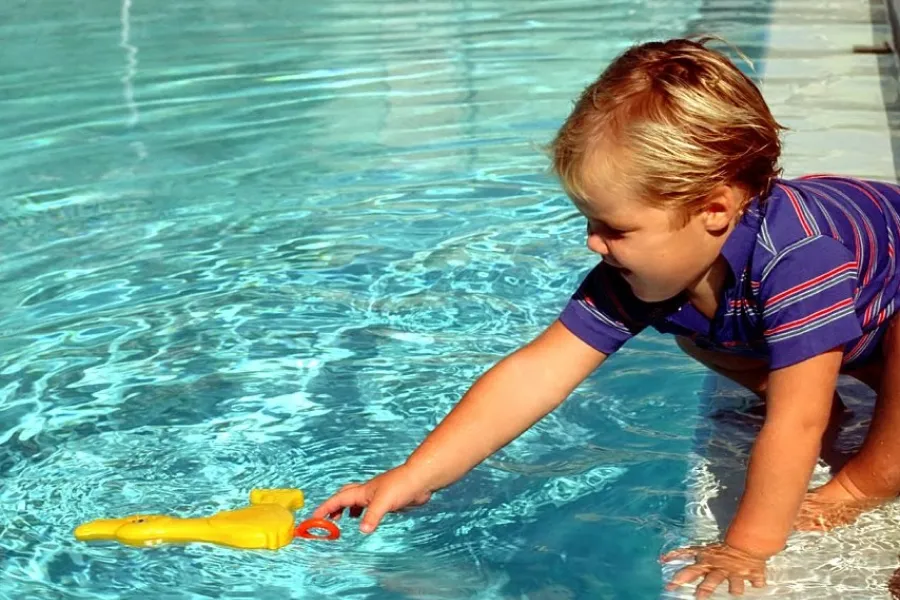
top-left (551, 37), bottom-right (786, 222)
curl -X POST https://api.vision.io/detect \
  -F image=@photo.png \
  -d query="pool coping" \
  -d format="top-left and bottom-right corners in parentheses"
top-left (887, 0), bottom-right (900, 69)
top-left (880, 0), bottom-right (900, 179)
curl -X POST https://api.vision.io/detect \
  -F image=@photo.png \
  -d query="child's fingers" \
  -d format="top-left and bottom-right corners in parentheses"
top-left (359, 494), bottom-right (394, 534)
top-left (312, 485), bottom-right (367, 519)
top-left (695, 571), bottom-right (726, 600)
top-left (664, 565), bottom-right (706, 590)
top-left (749, 572), bottom-right (766, 588)
top-left (660, 546), bottom-right (699, 562)
top-left (727, 576), bottom-right (745, 597)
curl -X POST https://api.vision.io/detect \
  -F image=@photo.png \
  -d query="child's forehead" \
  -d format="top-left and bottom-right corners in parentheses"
top-left (569, 185), bottom-right (638, 222)
top-left (567, 163), bottom-right (634, 215)
top-left (574, 140), bottom-right (634, 193)
top-left (568, 170), bottom-right (683, 226)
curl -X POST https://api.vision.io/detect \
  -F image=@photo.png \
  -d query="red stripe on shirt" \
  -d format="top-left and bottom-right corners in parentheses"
top-left (782, 185), bottom-right (814, 236)
top-left (765, 262), bottom-right (857, 307)
top-left (764, 297), bottom-right (855, 336)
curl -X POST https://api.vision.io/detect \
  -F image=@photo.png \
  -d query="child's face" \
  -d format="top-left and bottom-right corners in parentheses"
top-left (574, 182), bottom-right (728, 303)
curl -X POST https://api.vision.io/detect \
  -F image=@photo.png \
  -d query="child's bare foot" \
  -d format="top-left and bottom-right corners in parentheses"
top-left (794, 477), bottom-right (883, 531)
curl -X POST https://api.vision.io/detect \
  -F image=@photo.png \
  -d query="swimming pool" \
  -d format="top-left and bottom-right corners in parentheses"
top-left (0, 0), bottom-right (806, 598)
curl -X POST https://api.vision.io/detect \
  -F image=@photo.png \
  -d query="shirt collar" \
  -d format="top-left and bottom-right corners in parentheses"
top-left (719, 194), bottom-right (764, 279)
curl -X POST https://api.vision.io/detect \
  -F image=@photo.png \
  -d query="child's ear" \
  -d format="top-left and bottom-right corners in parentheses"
top-left (701, 184), bottom-right (743, 233)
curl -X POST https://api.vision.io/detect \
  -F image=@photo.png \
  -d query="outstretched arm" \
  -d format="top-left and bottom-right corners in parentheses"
top-left (314, 320), bottom-right (607, 531)
top-left (404, 319), bottom-right (608, 491)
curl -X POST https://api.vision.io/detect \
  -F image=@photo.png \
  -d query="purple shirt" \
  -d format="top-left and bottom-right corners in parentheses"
top-left (559, 176), bottom-right (900, 370)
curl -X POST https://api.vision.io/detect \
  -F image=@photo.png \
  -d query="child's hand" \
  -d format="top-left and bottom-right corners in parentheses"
top-left (661, 543), bottom-right (767, 598)
top-left (312, 465), bottom-right (433, 533)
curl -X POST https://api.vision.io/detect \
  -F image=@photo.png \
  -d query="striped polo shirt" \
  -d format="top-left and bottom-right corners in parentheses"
top-left (559, 176), bottom-right (900, 370)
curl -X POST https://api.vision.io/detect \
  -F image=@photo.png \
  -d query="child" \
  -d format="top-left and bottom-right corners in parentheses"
top-left (314, 37), bottom-right (900, 598)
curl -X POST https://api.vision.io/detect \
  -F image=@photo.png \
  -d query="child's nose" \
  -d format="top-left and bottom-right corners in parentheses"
top-left (587, 231), bottom-right (609, 256)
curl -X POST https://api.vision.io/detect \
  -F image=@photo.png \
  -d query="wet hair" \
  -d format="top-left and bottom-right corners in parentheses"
top-left (550, 37), bottom-right (786, 223)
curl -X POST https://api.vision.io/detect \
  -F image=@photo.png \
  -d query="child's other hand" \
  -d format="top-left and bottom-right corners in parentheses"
top-left (661, 543), bottom-right (767, 598)
top-left (312, 465), bottom-right (432, 534)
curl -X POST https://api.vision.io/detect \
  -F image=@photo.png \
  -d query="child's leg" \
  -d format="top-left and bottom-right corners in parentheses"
top-left (834, 318), bottom-right (900, 499)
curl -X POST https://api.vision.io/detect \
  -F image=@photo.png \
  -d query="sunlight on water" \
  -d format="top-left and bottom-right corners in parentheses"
top-left (0, 1), bottom-right (706, 597)
top-left (2, 0), bottom-right (897, 599)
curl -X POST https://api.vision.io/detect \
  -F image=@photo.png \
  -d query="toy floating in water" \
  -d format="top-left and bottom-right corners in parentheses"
top-left (74, 488), bottom-right (339, 550)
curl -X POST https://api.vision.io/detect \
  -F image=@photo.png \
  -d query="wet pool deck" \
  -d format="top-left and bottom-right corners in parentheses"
top-left (669, 0), bottom-right (900, 598)
top-left (762, 0), bottom-right (897, 181)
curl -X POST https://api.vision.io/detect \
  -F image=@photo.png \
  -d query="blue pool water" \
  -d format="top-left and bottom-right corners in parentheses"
top-left (0, 1), bottom-right (775, 598)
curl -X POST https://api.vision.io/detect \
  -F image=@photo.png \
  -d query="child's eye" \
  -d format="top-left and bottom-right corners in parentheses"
top-left (588, 220), bottom-right (627, 238)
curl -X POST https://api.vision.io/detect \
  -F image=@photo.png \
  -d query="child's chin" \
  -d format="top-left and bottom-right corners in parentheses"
top-left (630, 284), bottom-right (679, 304)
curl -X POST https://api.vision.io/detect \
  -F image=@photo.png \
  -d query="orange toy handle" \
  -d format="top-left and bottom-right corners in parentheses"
top-left (294, 518), bottom-right (340, 541)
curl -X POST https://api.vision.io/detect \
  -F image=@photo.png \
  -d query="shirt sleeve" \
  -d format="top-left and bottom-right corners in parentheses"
top-left (759, 235), bottom-right (862, 370)
top-left (558, 262), bottom-right (648, 355)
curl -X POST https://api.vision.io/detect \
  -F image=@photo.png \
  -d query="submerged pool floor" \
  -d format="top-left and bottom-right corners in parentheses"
top-left (1, 0), bottom-right (898, 599)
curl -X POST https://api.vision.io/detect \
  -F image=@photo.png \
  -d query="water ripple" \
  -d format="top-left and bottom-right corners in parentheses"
top-left (4, 0), bottom-right (891, 598)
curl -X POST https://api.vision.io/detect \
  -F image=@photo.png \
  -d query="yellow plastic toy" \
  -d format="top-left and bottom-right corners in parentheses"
top-left (74, 488), bottom-right (340, 550)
